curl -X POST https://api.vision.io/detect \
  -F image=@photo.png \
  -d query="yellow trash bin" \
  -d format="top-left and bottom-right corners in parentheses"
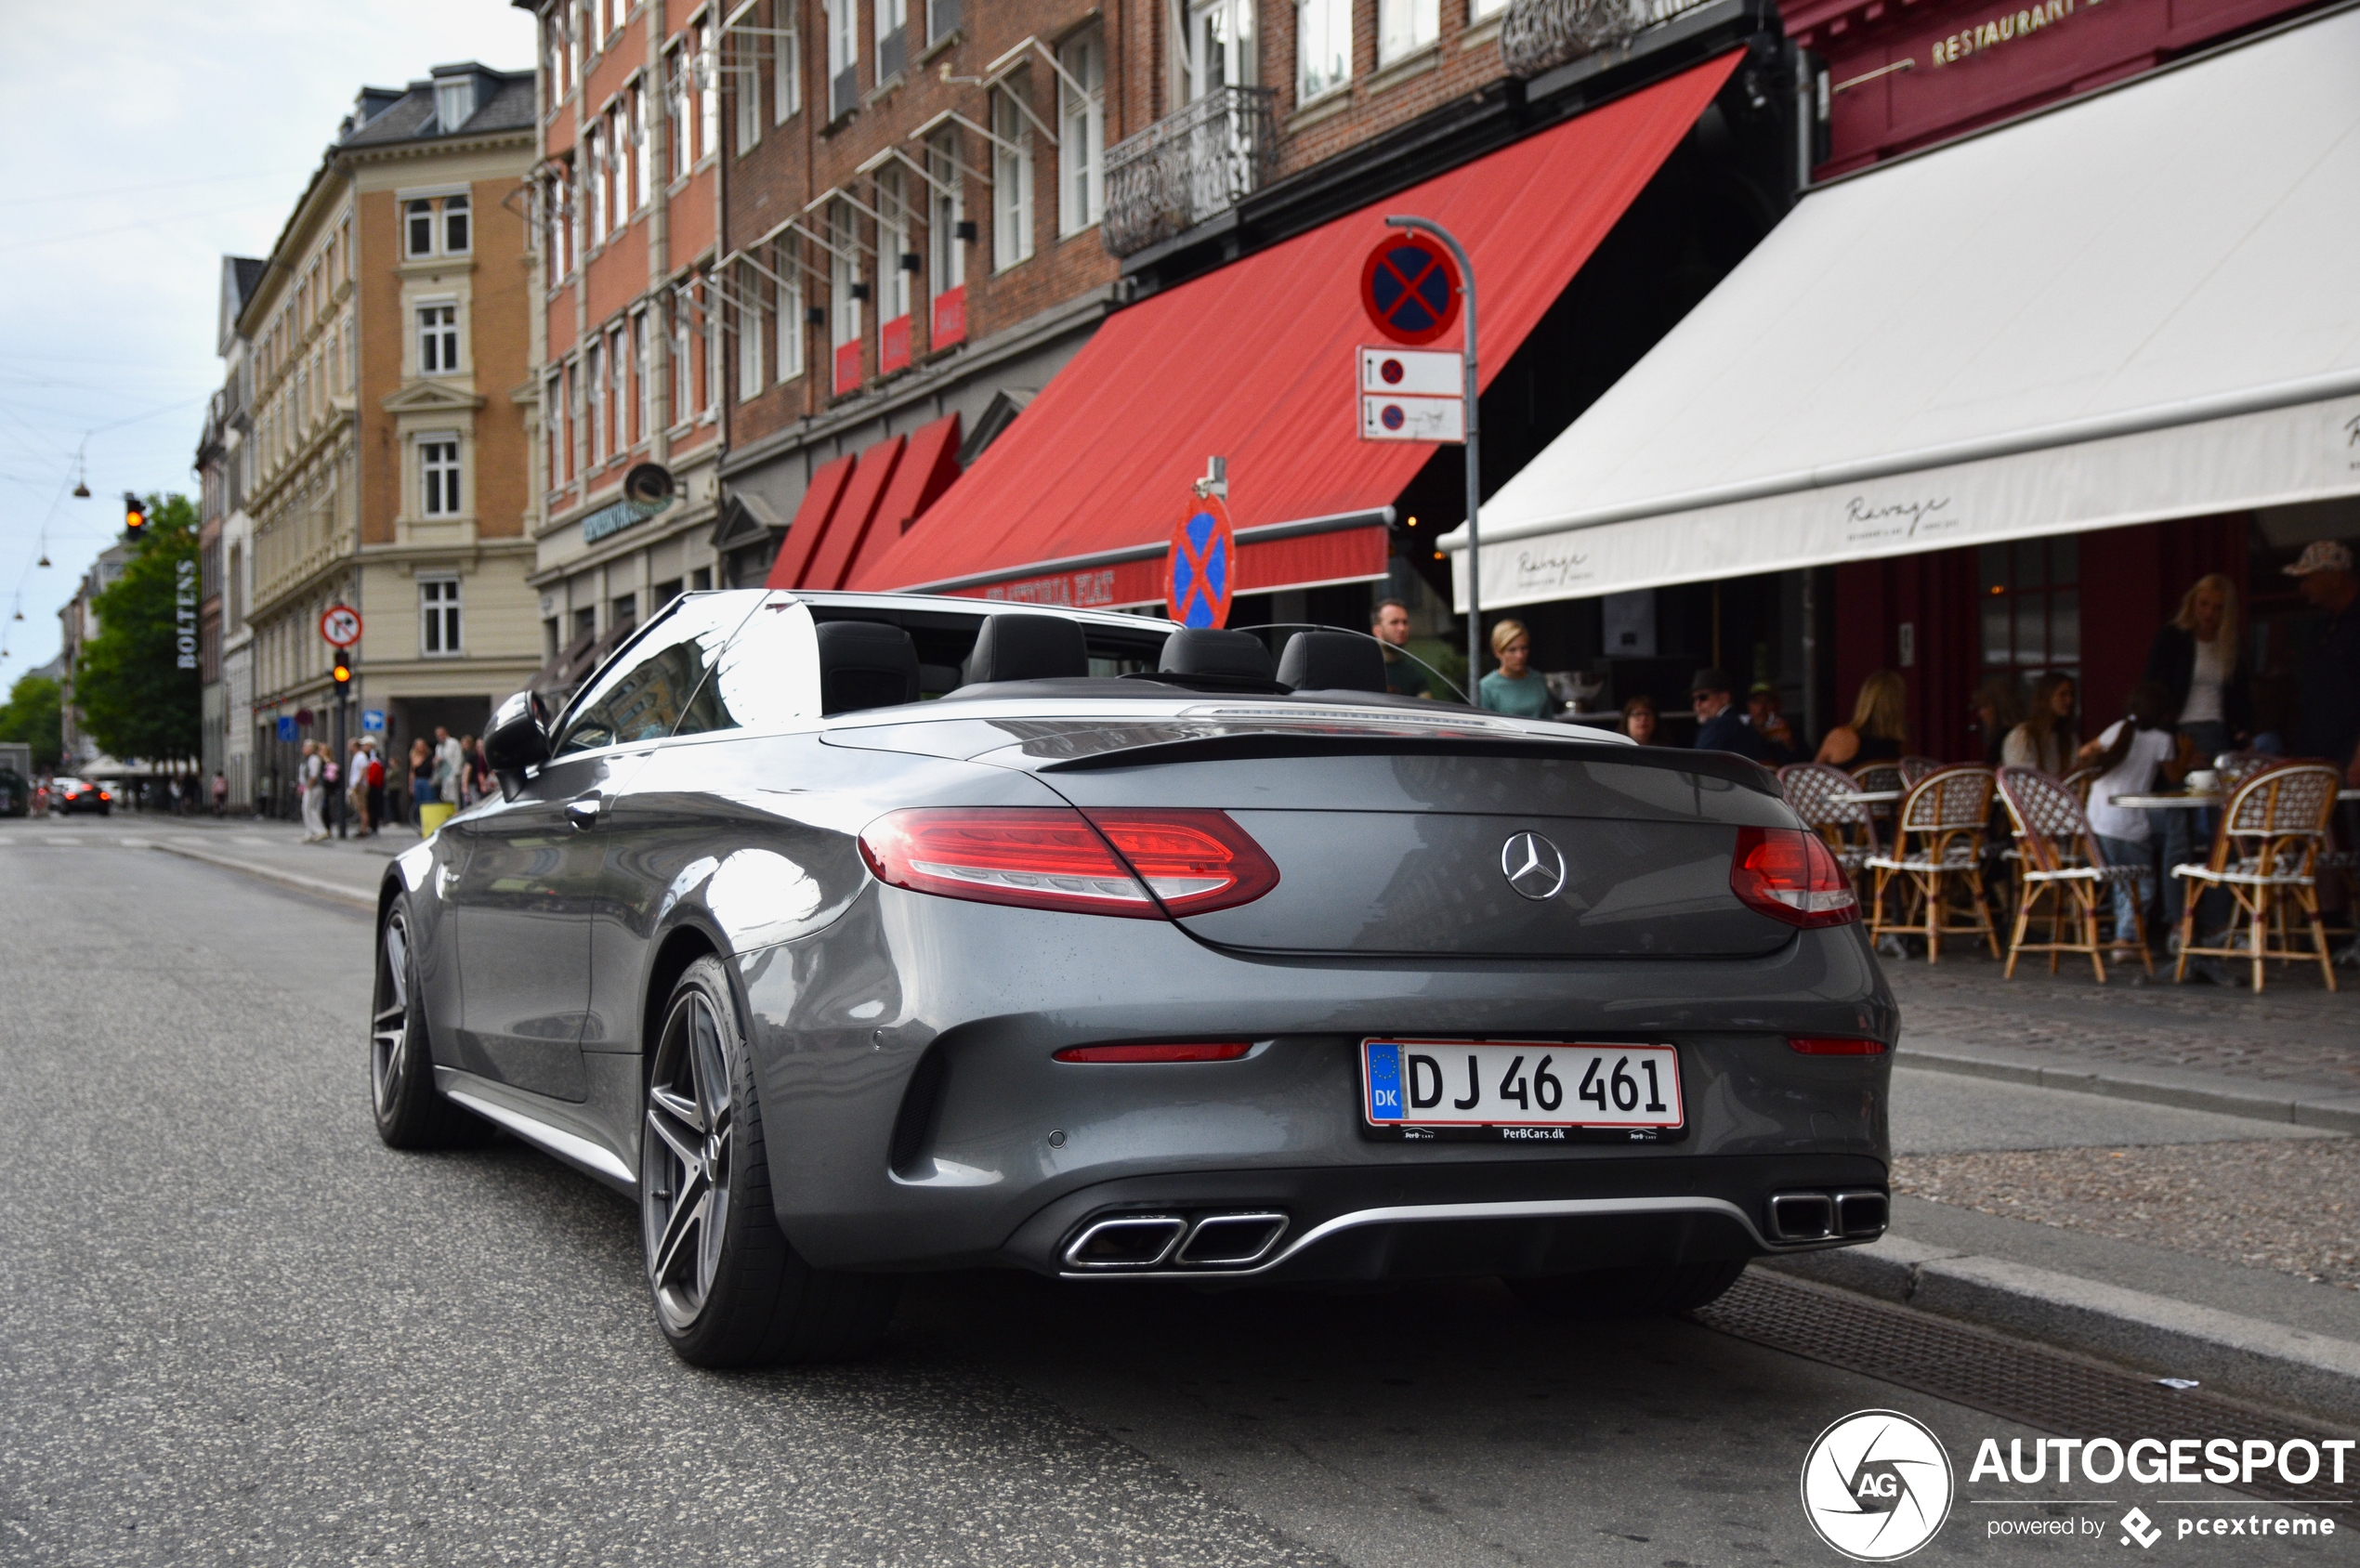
top-left (419, 802), bottom-right (457, 837)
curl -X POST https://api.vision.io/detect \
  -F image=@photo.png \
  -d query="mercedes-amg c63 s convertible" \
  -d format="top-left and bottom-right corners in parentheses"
top-left (369, 589), bottom-right (1894, 1366)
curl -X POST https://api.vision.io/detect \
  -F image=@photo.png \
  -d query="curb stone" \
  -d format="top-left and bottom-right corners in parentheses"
top-left (1898, 1039), bottom-right (2360, 1135)
top-left (151, 842), bottom-right (378, 913)
top-left (1763, 1236), bottom-right (2360, 1427)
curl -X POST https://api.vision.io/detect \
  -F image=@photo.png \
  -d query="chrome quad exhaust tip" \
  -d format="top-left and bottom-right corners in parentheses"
top-left (1765, 1189), bottom-right (1888, 1244)
top-left (1063, 1210), bottom-right (1290, 1272)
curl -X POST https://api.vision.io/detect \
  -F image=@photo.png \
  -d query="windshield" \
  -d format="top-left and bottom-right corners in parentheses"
top-left (1227, 622), bottom-right (1471, 706)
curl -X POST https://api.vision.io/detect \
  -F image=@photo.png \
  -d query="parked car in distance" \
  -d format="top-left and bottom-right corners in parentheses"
top-left (0, 767), bottom-right (31, 817)
top-left (369, 590), bottom-right (1894, 1370)
top-left (51, 777), bottom-right (111, 816)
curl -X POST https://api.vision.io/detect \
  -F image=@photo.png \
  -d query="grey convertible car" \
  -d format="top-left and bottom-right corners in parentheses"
top-left (370, 588), bottom-right (1894, 1367)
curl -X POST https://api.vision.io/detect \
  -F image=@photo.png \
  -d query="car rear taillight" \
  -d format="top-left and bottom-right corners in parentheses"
top-left (1053, 1042), bottom-right (1252, 1063)
top-left (859, 807), bottom-right (1278, 919)
top-left (1729, 826), bottom-right (1858, 928)
top-left (1788, 1037), bottom-right (1887, 1055)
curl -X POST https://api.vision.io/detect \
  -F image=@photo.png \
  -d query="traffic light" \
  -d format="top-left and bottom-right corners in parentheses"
top-left (331, 655), bottom-right (353, 692)
top-left (123, 493), bottom-right (148, 540)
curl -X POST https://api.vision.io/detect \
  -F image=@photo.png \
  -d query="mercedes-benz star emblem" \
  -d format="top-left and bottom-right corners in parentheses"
top-left (1500, 831), bottom-right (1567, 901)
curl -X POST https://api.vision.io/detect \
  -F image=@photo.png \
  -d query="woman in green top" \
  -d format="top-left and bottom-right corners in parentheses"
top-left (1478, 619), bottom-right (1554, 719)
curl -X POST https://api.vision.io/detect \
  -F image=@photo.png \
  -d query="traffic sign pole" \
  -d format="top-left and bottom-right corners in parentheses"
top-left (1383, 216), bottom-right (1479, 705)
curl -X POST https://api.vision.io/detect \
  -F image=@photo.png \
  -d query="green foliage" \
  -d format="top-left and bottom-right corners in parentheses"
top-left (0, 672), bottom-right (63, 770)
top-left (74, 492), bottom-right (202, 766)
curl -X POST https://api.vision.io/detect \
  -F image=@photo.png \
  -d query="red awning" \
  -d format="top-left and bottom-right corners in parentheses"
top-left (763, 452), bottom-right (857, 590)
top-left (846, 413), bottom-right (964, 588)
top-left (802, 434), bottom-right (906, 589)
top-left (852, 51), bottom-right (1739, 606)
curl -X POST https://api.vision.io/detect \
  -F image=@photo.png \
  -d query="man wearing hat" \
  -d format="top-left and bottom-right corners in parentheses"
top-left (1690, 668), bottom-right (1768, 761)
top-left (2286, 540), bottom-right (2360, 771)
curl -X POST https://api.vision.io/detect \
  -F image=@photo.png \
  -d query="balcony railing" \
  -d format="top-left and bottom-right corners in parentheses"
top-left (1500, 0), bottom-right (1714, 78)
top-left (1102, 85), bottom-right (1280, 258)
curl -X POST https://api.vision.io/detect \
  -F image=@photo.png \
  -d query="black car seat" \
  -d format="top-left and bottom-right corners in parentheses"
top-left (815, 621), bottom-right (922, 714)
top-left (1157, 628), bottom-right (1276, 683)
top-left (1276, 631), bottom-right (1387, 694)
top-left (966, 612), bottom-right (1091, 684)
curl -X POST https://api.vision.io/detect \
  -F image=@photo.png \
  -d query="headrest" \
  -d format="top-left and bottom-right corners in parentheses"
top-left (1276, 631), bottom-right (1387, 694)
top-left (1158, 628), bottom-right (1273, 682)
top-left (815, 620), bottom-right (921, 715)
top-left (968, 612), bottom-right (1090, 684)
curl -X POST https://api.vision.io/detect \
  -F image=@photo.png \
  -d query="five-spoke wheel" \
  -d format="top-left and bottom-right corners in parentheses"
top-left (369, 901), bottom-right (483, 1148)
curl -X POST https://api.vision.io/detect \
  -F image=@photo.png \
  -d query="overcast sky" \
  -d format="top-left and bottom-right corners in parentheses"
top-left (0, 1), bottom-right (538, 680)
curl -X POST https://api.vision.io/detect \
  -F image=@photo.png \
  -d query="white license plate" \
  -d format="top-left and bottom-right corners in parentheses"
top-left (1362, 1039), bottom-right (1684, 1130)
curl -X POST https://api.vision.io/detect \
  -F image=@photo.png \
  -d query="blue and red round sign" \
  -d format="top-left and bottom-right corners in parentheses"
top-left (1361, 234), bottom-right (1462, 346)
top-left (1166, 496), bottom-right (1235, 629)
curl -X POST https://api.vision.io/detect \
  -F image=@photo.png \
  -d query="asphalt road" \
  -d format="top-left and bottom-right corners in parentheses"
top-left (1, 823), bottom-right (2342, 1566)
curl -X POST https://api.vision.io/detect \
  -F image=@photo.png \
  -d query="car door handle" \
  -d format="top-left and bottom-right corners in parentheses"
top-left (565, 796), bottom-right (603, 830)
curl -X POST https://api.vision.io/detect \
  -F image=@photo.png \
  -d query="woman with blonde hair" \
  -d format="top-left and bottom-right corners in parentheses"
top-left (2003, 672), bottom-right (2078, 775)
top-left (2142, 571), bottom-right (2249, 761)
top-left (1815, 670), bottom-right (1908, 767)
top-left (1478, 619), bottom-right (1554, 718)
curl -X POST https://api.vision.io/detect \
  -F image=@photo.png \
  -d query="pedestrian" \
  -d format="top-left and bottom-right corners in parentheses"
top-left (1478, 621), bottom-right (1554, 719)
top-left (1815, 671), bottom-right (1908, 768)
top-left (1689, 668), bottom-right (1768, 760)
top-left (298, 740), bottom-right (328, 842)
top-left (210, 771), bottom-right (228, 817)
top-left (1369, 599), bottom-right (1434, 699)
top-left (2281, 541), bottom-right (2360, 774)
top-left (461, 735), bottom-right (490, 804)
top-left (2143, 573), bottom-right (2249, 764)
top-left (1621, 693), bottom-right (1660, 746)
top-left (2078, 681), bottom-right (2186, 960)
top-left (1745, 682), bottom-right (1799, 764)
top-left (2002, 673), bottom-right (2078, 776)
top-left (1969, 676), bottom-right (2024, 767)
top-left (409, 738), bottom-right (437, 830)
top-left (365, 742), bottom-right (387, 834)
top-left (433, 725), bottom-right (465, 811)
top-left (347, 740), bottom-right (371, 834)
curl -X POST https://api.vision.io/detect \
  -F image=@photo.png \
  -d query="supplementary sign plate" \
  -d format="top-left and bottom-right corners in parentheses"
top-left (1358, 346), bottom-right (1461, 396)
top-left (1362, 1039), bottom-right (1683, 1142)
top-left (1361, 396), bottom-right (1464, 443)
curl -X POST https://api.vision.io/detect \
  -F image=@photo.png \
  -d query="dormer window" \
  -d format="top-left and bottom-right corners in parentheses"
top-left (436, 77), bottom-right (476, 131)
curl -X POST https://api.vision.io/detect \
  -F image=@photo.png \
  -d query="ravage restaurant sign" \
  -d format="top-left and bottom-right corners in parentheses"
top-left (1926, 0), bottom-right (2081, 66)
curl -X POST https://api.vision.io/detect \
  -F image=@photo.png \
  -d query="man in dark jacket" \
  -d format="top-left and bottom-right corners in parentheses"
top-left (1690, 669), bottom-right (1767, 761)
top-left (2288, 540), bottom-right (2360, 770)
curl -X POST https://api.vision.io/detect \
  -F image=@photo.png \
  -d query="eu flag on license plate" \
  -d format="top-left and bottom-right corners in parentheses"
top-left (1365, 1042), bottom-right (1404, 1121)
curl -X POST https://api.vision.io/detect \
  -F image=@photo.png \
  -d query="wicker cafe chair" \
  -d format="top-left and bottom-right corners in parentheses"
top-left (2212, 751), bottom-right (2283, 791)
top-left (2060, 767), bottom-right (2100, 810)
top-left (1898, 756), bottom-right (1944, 788)
top-left (2174, 762), bottom-right (2341, 991)
top-left (1995, 766), bottom-right (2153, 983)
top-left (1779, 763), bottom-right (1881, 880)
top-left (1865, 765), bottom-right (2003, 961)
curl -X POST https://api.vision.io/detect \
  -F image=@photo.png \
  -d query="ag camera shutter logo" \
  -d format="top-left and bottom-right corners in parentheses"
top-left (1802, 1409), bottom-right (1954, 1561)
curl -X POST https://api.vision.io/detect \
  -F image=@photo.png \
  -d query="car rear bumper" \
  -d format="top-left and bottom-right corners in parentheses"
top-left (736, 886), bottom-right (1895, 1278)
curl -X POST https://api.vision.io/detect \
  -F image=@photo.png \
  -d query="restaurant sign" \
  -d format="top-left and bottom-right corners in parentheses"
top-left (1929, 0), bottom-right (2085, 68)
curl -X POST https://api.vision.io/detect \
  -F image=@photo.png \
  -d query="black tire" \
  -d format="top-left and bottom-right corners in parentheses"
top-left (1505, 1258), bottom-right (1747, 1320)
top-left (641, 957), bottom-right (900, 1368)
top-left (370, 900), bottom-right (489, 1148)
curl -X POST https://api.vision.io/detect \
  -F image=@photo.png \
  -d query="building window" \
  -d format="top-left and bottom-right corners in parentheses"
top-left (671, 296), bottom-right (693, 426)
top-left (926, 129), bottom-right (965, 295)
top-left (879, 168), bottom-right (911, 323)
top-left (609, 322), bottom-right (629, 448)
top-left (991, 85), bottom-right (1034, 269)
top-left (826, 0), bottom-right (859, 119)
top-left (421, 578), bottom-right (462, 656)
top-left (774, 247), bottom-right (806, 381)
top-left (667, 45), bottom-right (693, 178)
top-left (1379, 0), bottom-right (1440, 64)
top-left (406, 195), bottom-right (470, 258)
top-left (696, 20), bottom-right (719, 163)
top-left (1057, 29), bottom-right (1105, 236)
top-left (586, 339), bottom-right (607, 460)
top-left (418, 304), bottom-right (459, 374)
top-left (436, 77), bottom-right (476, 131)
top-left (773, 7), bottom-right (801, 121)
top-left (735, 45), bottom-right (762, 151)
top-left (1979, 538), bottom-right (2080, 685)
top-left (421, 436), bottom-right (462, 516)
top-left (443, 194), bottom-right (470, 254)
top-left (737, 263), bottom-right (766, 400)
top-left (545, 372), bottom-right (565, 489)
top-left (632, 311), bottom-right (652, 437)
top-left (1178, 0), bottom-right (1255, 102)
top-left (830, 202), bottom-right (862, 350)
top-left (588, 122), bottom-right (610, 242)
top-left (406, 199), bottom-right (436, 257)
top-left (1298, 0), bottom-right (1351, 99)
top-left (876, 0), bottom-right (908, 83)
top-left (627, 82), bottom-right (648, 211)
top-left (1468, 0), bottom-right (1508, 19)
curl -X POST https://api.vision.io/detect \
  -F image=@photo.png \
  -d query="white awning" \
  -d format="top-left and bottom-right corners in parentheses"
top-left (1445, 6), bottom-right (2360, 609)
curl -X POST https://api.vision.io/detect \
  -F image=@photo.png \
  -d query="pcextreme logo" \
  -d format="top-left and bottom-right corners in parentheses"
top-left (1802, 1409), bottom-right (1957, 1561)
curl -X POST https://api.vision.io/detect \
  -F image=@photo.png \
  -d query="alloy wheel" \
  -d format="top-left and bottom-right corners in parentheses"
top-left (371, 913), bottom-right (412, 1116)
top-left (642, 990), bottom-right (735, 1333)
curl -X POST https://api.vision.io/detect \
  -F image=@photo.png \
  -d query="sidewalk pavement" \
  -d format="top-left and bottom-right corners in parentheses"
top-left (132, 815), bottom-right (412, 911)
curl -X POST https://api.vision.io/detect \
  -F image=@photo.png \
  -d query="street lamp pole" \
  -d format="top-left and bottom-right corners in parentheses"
top-left (1383, 214), bottom-right (1479, 705)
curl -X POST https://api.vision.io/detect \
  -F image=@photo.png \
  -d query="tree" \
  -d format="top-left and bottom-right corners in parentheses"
top-left (74, 492), bottom-right (201, 768)
top-left (0, 672), bottom-right (63, 770)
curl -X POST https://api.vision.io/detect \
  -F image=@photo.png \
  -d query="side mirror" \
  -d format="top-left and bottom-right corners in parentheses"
top-left (484, 688), bottom-right (553, 798)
